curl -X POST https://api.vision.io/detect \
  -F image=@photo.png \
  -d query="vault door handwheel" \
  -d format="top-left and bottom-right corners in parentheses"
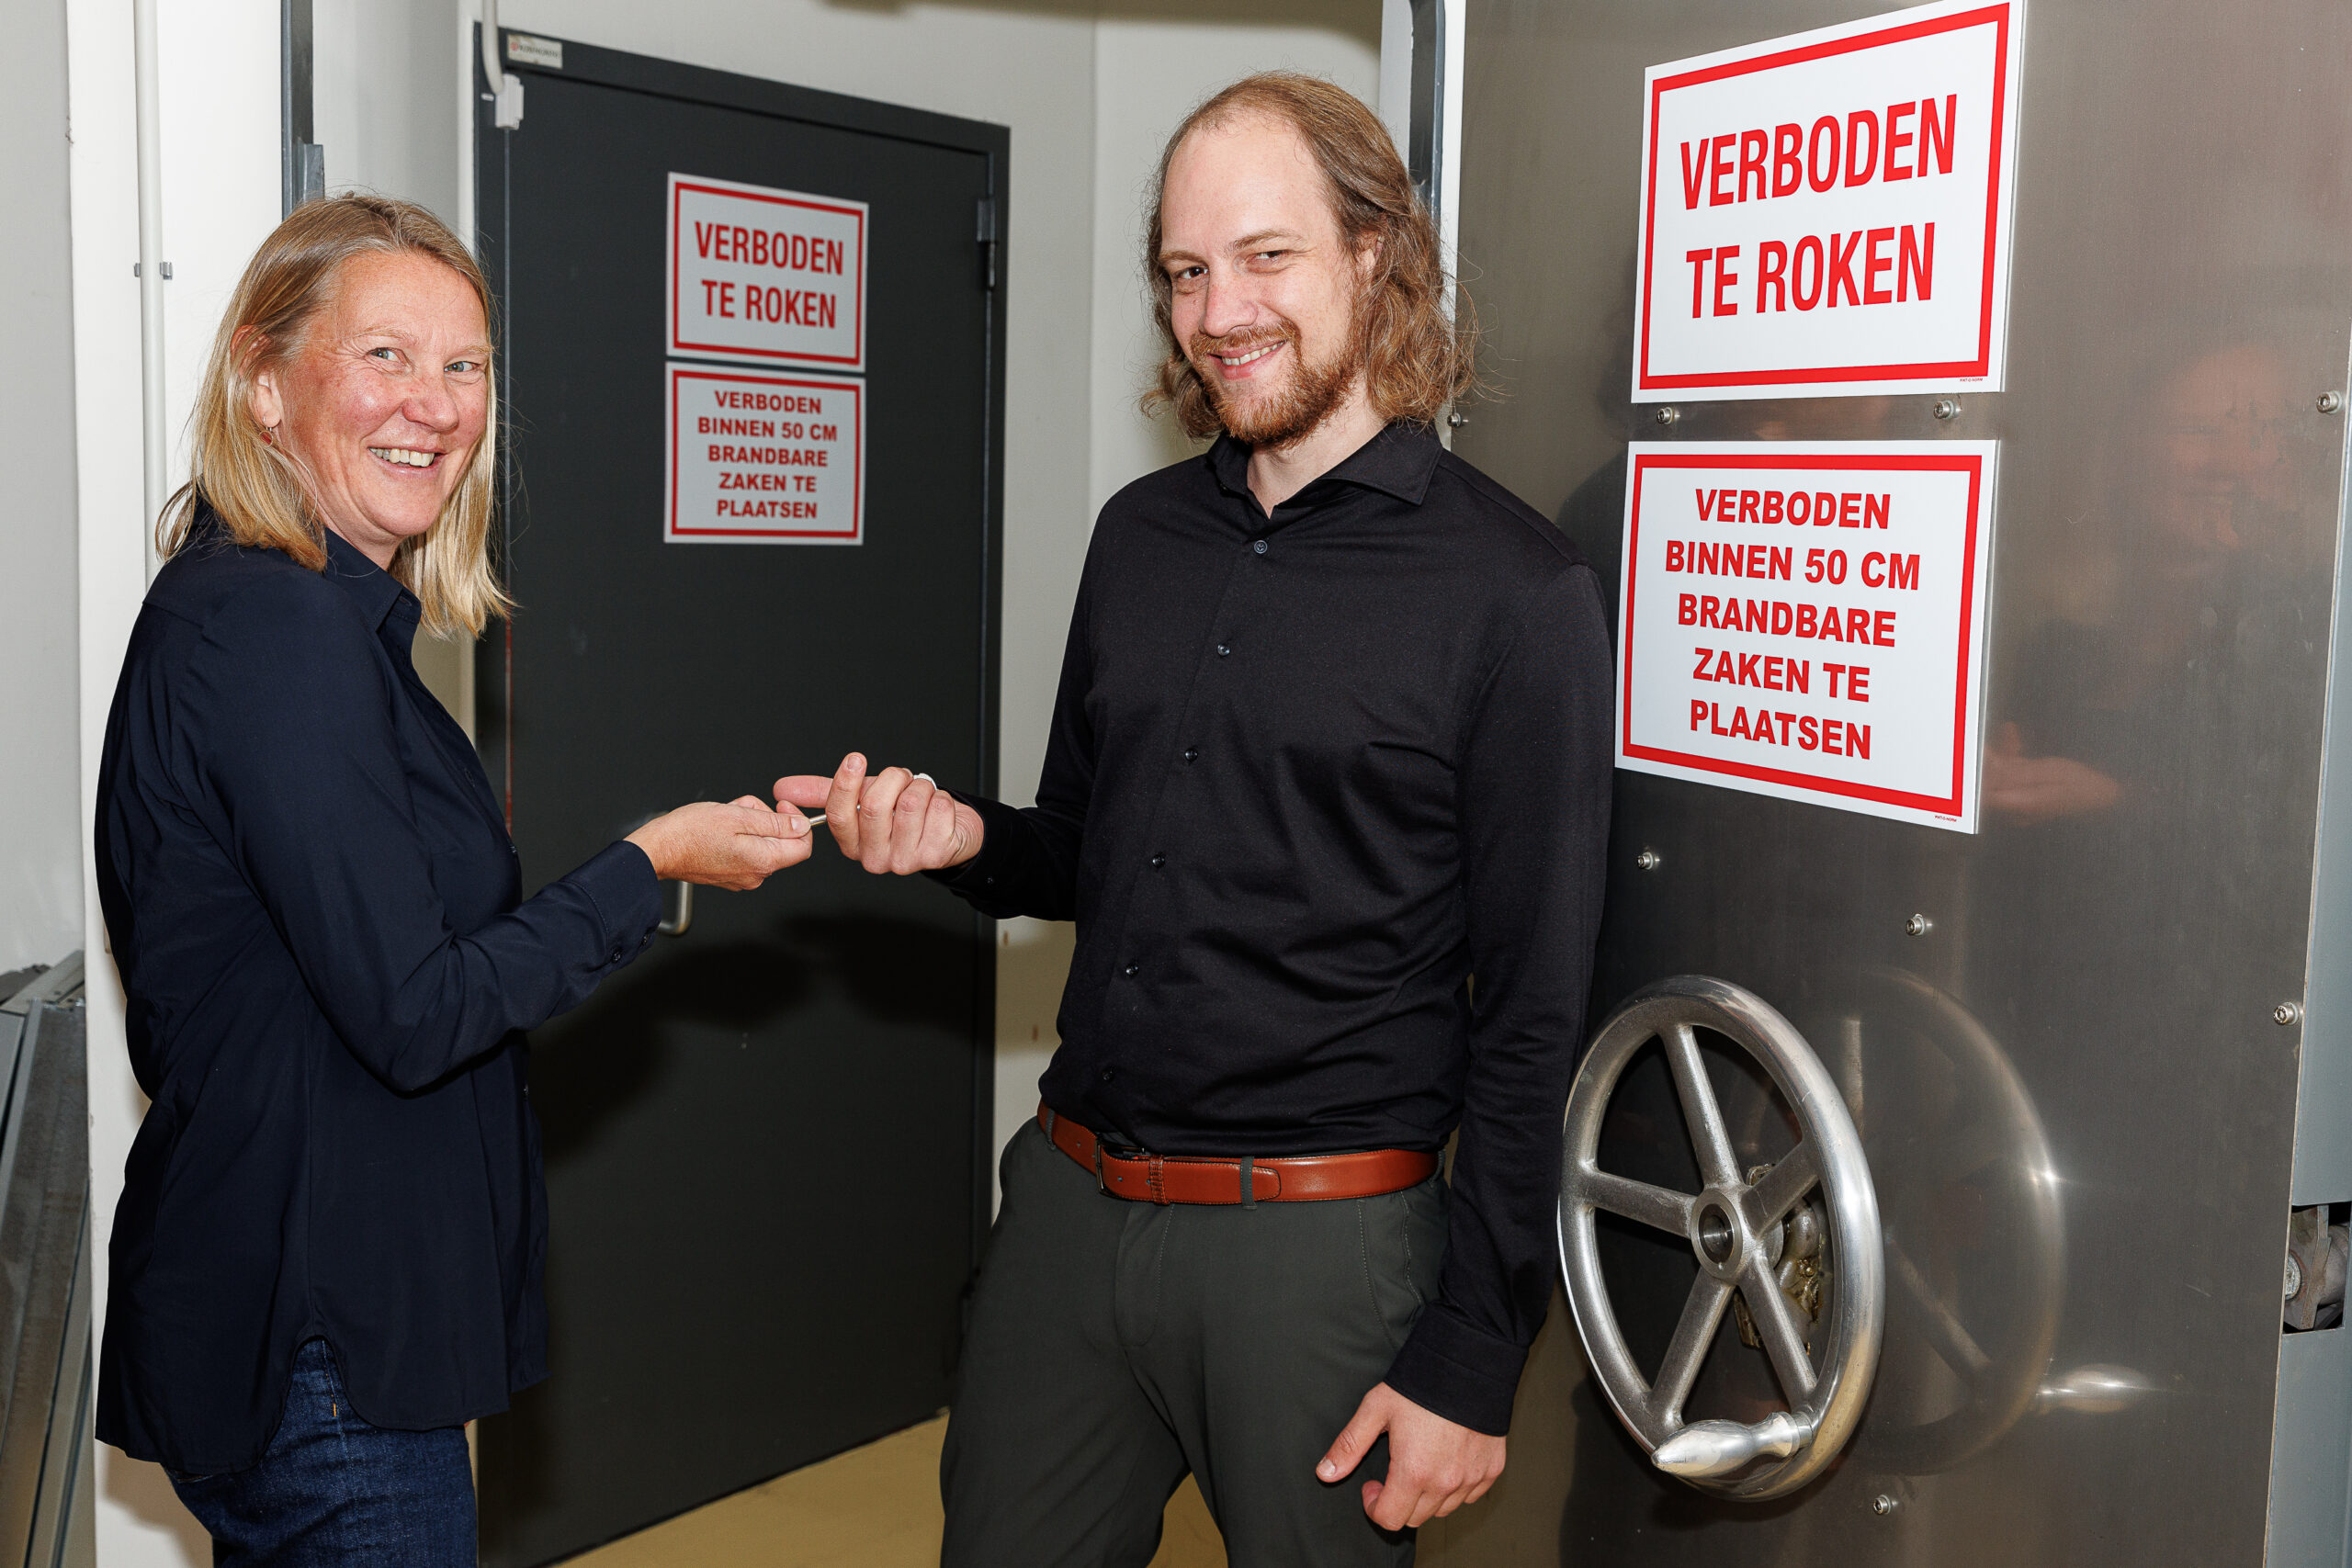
top-left (1557, 976), bottom-right (1884, 1500)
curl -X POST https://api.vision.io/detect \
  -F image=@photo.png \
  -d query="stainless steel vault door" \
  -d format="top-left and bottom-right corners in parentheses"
top-left (1413, 1), bottom-right (2352, 1565)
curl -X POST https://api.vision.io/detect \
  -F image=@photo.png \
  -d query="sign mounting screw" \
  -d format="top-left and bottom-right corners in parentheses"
top-left (2319, 391), bottom-right (2344, 415)
top-left (1931, 398), bottom-right (1961, 420)
top-left (1904, 913), bottom-right (1932, 937)
top-left (1635, 849), bottom-right (1662, 871)
top-left (2275, 1000), bottom-right (2304, 1026)
top-left (1873, 1494), bottom-right (1898, 1516)
top-left (1653, 405), bottom-right (1680, 427)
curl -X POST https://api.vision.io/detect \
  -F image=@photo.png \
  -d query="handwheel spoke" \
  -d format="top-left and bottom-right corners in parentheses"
top-left (1651, 1272), bottom-right (1735, 1424)
top-left (1746, 1141), bottom-right (1819, 1227)
top-left (1889, 1235), bottom-right (1993, 1379)
top-left (1740, 1267), bottom-right (1819, 1404)
top-left (1576, 1167), bottom-right (1696, 1235)
top-left (1662, 1023), bottom-right (1740, 1190)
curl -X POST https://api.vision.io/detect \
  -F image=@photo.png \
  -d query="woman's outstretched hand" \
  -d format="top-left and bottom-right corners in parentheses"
top-left (626, 796), bottom-right (816, 889)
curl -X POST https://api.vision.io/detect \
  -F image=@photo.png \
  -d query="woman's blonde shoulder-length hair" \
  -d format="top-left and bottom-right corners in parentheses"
top-left (159, 193), bottom-right (509, 638)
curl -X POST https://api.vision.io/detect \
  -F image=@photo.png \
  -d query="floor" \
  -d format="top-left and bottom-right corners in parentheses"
top-left (560, 1295), bottom-right (1595, 1568)
top-left (568, 1416), bottom-right (1227, 1568)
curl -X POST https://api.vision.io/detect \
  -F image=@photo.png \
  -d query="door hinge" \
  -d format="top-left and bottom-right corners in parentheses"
top-left (977, 197), bottom-right (998, 291)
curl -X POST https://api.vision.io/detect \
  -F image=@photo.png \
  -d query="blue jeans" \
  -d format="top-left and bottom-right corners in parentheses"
top-left (169, 1339), bottom-right (475, 1566)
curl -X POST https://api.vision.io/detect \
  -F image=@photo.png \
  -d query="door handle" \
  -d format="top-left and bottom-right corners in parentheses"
top-left (1651, 1410), bottom-right (1814, 1478)
top-left (658, 880), bottom-right (693, 937)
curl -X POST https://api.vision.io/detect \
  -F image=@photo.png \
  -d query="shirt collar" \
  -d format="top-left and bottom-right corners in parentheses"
top-left (321, 525), bottom-right (416, 637)
top-left (1205, 420), bottom-right (1443, 516)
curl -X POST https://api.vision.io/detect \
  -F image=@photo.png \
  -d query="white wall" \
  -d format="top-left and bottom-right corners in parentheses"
top-left (312, 0), bottom-right (463, 226)
top-left (70, 4), bottom-right (288, 1559)
top-left (0, 0), bottom-right (85, 977)
top-left (1084, 3), bottom-right (1382, 520)
top-left (70, 4), bottom-right (1383, 1562)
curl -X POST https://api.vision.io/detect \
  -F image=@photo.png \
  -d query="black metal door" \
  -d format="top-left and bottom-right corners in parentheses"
top-left (471, 33), bottom-right (1003, 1566)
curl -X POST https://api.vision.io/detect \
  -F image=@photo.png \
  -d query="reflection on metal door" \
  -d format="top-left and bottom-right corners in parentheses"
top-left (471, 32), bottom-right (1005, 1567)
top-left (1421, 1), bottom-right (2352, 1565)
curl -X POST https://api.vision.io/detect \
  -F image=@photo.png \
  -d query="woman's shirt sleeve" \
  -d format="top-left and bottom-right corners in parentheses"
top-left (189, 575), bottom-right (662, 1094)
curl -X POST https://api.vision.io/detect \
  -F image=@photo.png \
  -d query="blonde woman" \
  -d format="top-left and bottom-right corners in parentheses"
top-left (92, 195), bottom-right (809, 1563)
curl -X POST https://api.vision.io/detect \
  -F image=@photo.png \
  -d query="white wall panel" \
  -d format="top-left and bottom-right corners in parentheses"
top-left (1084, 3), bottom-right (1384, 524)
top-left (313, 0), bottom-right (463, 225)
top-left (74, 2), bottom-right (288, 1560)
top-left (0, 0), bottom-right (85, 976)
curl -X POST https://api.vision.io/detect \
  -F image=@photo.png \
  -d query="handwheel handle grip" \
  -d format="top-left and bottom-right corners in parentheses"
top-left (1652, 1412), bottom-right (1815, 1479)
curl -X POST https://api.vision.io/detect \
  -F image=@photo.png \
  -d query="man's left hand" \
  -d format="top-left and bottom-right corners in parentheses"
top-left (1316, 1382), bottom-right (1505, 1529)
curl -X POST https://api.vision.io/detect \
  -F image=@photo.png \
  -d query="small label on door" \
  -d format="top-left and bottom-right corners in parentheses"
top-left (504, 33), bottom-right (562, 68)
top-left (669, 173), bottom-right (867, 369)
top-left (666, 365), bottom-right (864, 545)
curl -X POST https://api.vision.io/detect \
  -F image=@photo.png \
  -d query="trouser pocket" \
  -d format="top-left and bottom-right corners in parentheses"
top-left (1363, 1173), bottom-right (1450, 1352)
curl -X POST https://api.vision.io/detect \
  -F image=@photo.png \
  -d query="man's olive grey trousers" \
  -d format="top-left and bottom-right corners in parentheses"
top-left (940, 1119), bottom-right (1449, 1568)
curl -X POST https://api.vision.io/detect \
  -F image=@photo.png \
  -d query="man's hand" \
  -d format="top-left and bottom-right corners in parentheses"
top-left (775, 753), bottom-right (985, 875)
top-left (626, 796), bottom-right (814, 890)
top-left (1317, 1382), bottom-right (1505, 1530)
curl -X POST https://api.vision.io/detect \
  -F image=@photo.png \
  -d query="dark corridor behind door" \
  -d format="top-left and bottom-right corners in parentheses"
top-left (472, 33), bottom-right (1004, 1566)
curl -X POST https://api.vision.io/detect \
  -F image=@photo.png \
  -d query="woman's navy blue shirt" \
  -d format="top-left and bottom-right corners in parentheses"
top-left (94, 514), bottom-right (662, 1472)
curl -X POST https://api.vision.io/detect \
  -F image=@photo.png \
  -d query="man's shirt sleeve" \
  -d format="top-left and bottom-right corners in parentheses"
top-left (930, 576), bottom-right (1097, 921)
top-left (1383, 561), bottom-right (1615, 1435)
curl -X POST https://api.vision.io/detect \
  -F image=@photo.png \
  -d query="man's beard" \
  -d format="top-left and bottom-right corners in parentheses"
top-left (1188, 310), bottom-right (1363, 450)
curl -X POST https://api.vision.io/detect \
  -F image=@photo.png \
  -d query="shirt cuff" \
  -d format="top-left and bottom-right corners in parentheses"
top-left (574, 840), bottom-right (664, 967)
top-left (922, 792), bottom-right (1024, 915)
top-left (1385, 1300), bottom-right (1532, 1437)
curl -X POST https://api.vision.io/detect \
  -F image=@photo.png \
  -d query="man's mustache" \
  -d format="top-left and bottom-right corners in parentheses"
top-left (1188, 323), bottom-right (1298, 365)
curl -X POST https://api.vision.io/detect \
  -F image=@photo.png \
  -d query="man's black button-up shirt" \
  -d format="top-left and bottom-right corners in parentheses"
top-left (937, 423), bottom-right (1613, 1434)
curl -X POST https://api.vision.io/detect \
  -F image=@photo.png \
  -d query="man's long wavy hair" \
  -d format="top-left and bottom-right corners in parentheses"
top-left (159, 194), bottom-right (508, 638)
top-left (1142, 73), bottom-right (1476, 439)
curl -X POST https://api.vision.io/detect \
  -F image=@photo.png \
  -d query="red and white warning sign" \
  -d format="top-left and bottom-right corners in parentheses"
top-left (1634, 0), bottom-right (2021, 401)
top-left (1616, 442), bottom-right (1997, 831)
top-left (669, 172), bottom-right (866, 369)
top-left (666, 365), bottom-right (864, 546)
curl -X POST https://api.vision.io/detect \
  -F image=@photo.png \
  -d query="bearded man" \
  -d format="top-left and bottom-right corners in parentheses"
top-left (778, 72), bottom-right (1611, 1565)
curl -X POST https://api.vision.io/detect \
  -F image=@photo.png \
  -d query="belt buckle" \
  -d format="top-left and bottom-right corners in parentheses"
top-left (1094, 1137), bottom-right (1148, 1199)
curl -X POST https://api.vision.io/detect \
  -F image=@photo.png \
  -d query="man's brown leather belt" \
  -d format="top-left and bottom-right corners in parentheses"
top-left (1039, 1105), bottom-right (1437, 1205)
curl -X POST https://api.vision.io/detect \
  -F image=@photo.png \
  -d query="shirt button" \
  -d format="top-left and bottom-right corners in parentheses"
top-left (1183, 748), bottom-right (1200, 763)
top-left (1123, 963), bottom-right (1140, 977)
top-left (1216, 643), bottom-right (1231, 657)
top-left (1101, 1066), bottom-right (1118, 1083)
top-left (1149, 853), bottom-right (1166, 869)
top-left (609, 944), bottom-right (626, 963)
top-left (1252, 539), bottom-right (1268, 555)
